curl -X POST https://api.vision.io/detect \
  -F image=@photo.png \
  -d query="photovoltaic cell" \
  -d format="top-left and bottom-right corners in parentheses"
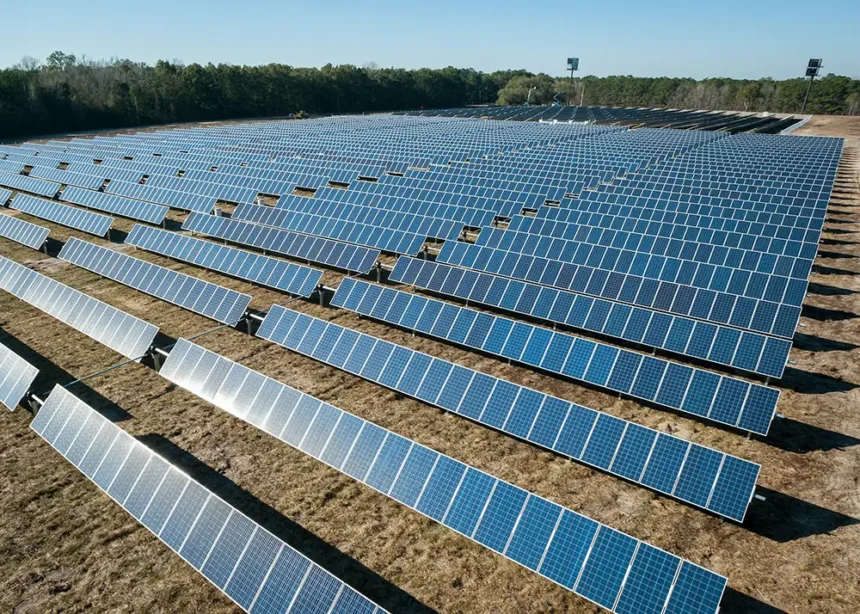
top-left (125, 225), bottom-right (322, 297)
top-left (0, 255), bottom-right (158, 360)
top-left (58, 237), bottom-right (251, 325)
top-left (159, 338), bottom-right (727, 614)
top-left (30, 385), bottom-right (387, 614)
top-left (257, 304), bottom-right (759, 522)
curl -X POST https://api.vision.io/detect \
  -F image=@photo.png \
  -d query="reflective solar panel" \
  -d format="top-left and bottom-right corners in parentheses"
top-left (0, 255), bottom-right (158, 360)
top-left (30, 385), bottom-right (388, 614)
top-left (390, 256), bottom-right (792, 379)
top-left (0, 212), bottom-right (50, 250)
top-left (58, 238), bottom-right (251, 325)
top-left (0, 340), bottom-right (39, 410)
top-left (0, 172), bottom-right (61, 198)
top-left (29, 166), bottom-right (106, 191)
top-left (125, 225), bottom-right (322, 297)
top-left (257, 305), bottom-right (759, 521)
top-left (106, 181), bottom-right (216, 213)
top-left (60, 186), bottom-right (168, 225)
top-left (334, 277), bottom-right (778, 436)
top-left (182, 212), bottom-right (379, 274)
top-left (160, 338), bottom-right (727, 613)
top-left (0, 187), bottom-right (12, 205)
top-left (10, 194), bottom-right (114, 237)
top-left (0, 161), bottom-right (26, 175)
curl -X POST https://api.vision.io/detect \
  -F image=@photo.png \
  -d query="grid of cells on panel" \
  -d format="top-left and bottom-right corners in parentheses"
top-left (125, 225), bottom-right (323, 297)
top-left (182, 212), bottom-right (380, 274)
top-left (0, 341), bottom-right (39, 411)
top-left (106, 181), bottom-right (217, 213)
top-left (0, 160), bottom-right (26, 174)
top-left (256, 305), bottom-right (760, 521)
top-left (0, 213), bottom-right (50, 250)
top-left (29, 166), bottom-right (106, 191)
top-left (60, 186), bottom-right (169, 225)
top-left (333, 277), bottom-right (779, 436)
top-left (64, 162), bottom-right (146, 184)
top-left (0, 255), bottom-right (158, 360)
top-left (10, 194), bottom-right (114, 237)
top-left (0, 172), bottom-right (61, 198)
top-left (232, 203), bottom-right (427, 256)
top-left (438, 241), bottom-right (802, 340)
top-left (0, 187), bottom-right (12, 205)
top-left (390, 256), bottom-right (791, 379)
top-left (159, 338), bottom-right (727, 614)
top-left (58, 237), bottom-right (251, 325)
top-left (30, 385), bottom-right (388, 614)
top-left (145, 174), bottom-right (260, 204)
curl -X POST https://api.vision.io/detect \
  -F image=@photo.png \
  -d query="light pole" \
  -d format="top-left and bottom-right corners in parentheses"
top-left (801, 58), bottom-right (822, 114)
top-left (567, 57), bottom-right (579, 105)
top-left (526, 86), bottom-right (538, 105)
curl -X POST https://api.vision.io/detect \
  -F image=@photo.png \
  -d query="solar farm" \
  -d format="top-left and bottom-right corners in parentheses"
top-left (0, 111), bottom-right (858, 614)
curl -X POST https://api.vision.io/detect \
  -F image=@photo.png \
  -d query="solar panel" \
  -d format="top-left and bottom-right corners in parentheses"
top-left (182, 213), bottom-right (380, 274)
top-left (0, 340), bottom-right (39, 410)
top-left (10, 194), bottom-right (114, 237)
top-left (58, 238), bottom-right (251, 326)
top-left (0, 172), bottom-right (61, 198)
top-left (125, 225), bottom-right (322, 298)
top-left (0, 187), bottom-right (12, 205)
top-left (0, 160), bottom-right (26, 174)
top-left (30, 385), bottom-right (388, 614)
top-left (60, 186), bottom-right (169, 225)
top-left (257, 305), bottom-right (759, 521)
top-left (390, 256), bottom-right (792, 379)
top-left (0, 213), bottom-right (51, 250)
top-left (0, 255), bottom-right (158, 360)
top-left (160, 338), bottom-right (727, 613)
top-left (106, 181), bottom-right (217, 213)
top-left (29, 166), bottom-right (106, 191)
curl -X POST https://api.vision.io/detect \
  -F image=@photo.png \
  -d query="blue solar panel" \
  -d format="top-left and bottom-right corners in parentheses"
top-left (0, 172), bottom-right (61, 197)
top-left (106, 181), bottom-right (216, 213)
top-left (182, 212), bottom-right (379, 274)
top-left (0, 255), bottom-right (158, 360)
top-left (0, 212), bottom-right (50, 250)
top-left (60, 186), bottom-right (168, 225)
top-left (58, 237), bottom-right (252, 325)
top-left (160, 338), bottom-right (727, 614)
top-left (29, 166), bottom-right (106, 191)
top-left (30, 385), bottom-right (388, 614)
top-left (10, 194), bottom-right (114, 237)
top-left (334, 277), bottom-right (778, 437)
top-left (390, 256), bottom-right (791, 378)
top-left (257, 304), bottom-right (759, 521)
top-left (125, 224), bottom-right (322, 297)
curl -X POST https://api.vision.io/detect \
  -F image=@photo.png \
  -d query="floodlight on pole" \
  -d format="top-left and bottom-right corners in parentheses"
top-left (567, 57), bottom-right (579, 106)
top-left (801, 58), bottom-right (822, 114)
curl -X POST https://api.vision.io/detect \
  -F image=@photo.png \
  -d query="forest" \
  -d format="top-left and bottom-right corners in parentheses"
top-left (0, 52), bottom-right (858, 140)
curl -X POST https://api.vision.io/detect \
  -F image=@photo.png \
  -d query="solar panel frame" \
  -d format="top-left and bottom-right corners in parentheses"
top-left (30, 385), bottom-right (388, 614)
top-left (0, 212), bottom-right (51, 250)
top-left (58, 238), bottom-right (252, 326)
top-left (0, 340), bottom-right (39, 410)
top-left (0, 255), bottom-right (158, 360)
top-left (160, 338), bottom-right (728, 613)
top-left (125, 225), bottom-right (323, 297)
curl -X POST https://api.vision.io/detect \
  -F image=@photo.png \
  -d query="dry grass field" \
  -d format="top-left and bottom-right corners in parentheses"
top-left (0, 115), bottom-right (859, 613)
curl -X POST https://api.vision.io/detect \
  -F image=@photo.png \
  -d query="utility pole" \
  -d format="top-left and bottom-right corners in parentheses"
top-left (567, 58), bottom-right (579, 106)
top-left (801, 58), bottom-right (822, 114)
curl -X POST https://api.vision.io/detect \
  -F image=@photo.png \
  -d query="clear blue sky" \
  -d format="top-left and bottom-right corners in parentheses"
top-left (4, 0), bottom-right (858, 79)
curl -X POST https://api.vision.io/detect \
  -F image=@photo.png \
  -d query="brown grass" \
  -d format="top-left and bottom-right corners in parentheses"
top-left (0, 116), bottom-right (859, 613)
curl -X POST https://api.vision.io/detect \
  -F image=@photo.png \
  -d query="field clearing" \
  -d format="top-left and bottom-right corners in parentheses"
top-left (0, 116), bottom-right (858, 613)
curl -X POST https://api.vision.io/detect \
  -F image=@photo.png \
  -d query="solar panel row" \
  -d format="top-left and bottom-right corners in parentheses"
top-left (0, 172), bottom-right (61, 198)
top-left (58, 238), bottom-right (252, 325)
top-left (125, 225), bottom-right (323, 297)
top-left (160, 338), bottom-right (727, 614)
top-left (0, 340), bottom-right (39, 411)
top-left (29, 166), bottom-right (106, 191)
top-left (31, 385), bottom-right (388, 614)
top-left (60, 186), bottom-right (169, 225)
top-left (0, 255), bottom-right (158, 360)
top-left (0, 212), bottom-right (51, 250)
top-left (11, 194), bottom-right (114, 237)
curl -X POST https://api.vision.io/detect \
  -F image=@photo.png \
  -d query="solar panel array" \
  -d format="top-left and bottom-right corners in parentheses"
top-left (0, 212), bottom-right (50, 250)
top-left (31, 385), bottom-right (388, 614)
top-left (60, 186), bottom-right (169, 225)
top-left (161, 338), bottom-right (728, 614)
top-left (183, 213), bottom-right (380, 274)
top-left (0, 255), bottom-right (157, 360)
top-left (333, 277), bottom-right (779, 435)
top-left (10, 194), bottom-right (114, 237)
top-left (58, 238), bottom-right (252, 325)
top-left (125, 225), bottom-right (323, 297)
top-left (0, 341), bottom-right (39, 410)
top-left (257, 304), bottom-right (760, 521)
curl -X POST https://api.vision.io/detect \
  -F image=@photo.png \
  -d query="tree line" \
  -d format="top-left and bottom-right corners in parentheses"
top-left (1, 52), bottom-right (858, 140)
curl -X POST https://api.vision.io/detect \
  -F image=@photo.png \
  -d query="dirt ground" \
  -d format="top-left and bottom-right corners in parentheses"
top-left (1, 115), bottom-right (859, 614)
